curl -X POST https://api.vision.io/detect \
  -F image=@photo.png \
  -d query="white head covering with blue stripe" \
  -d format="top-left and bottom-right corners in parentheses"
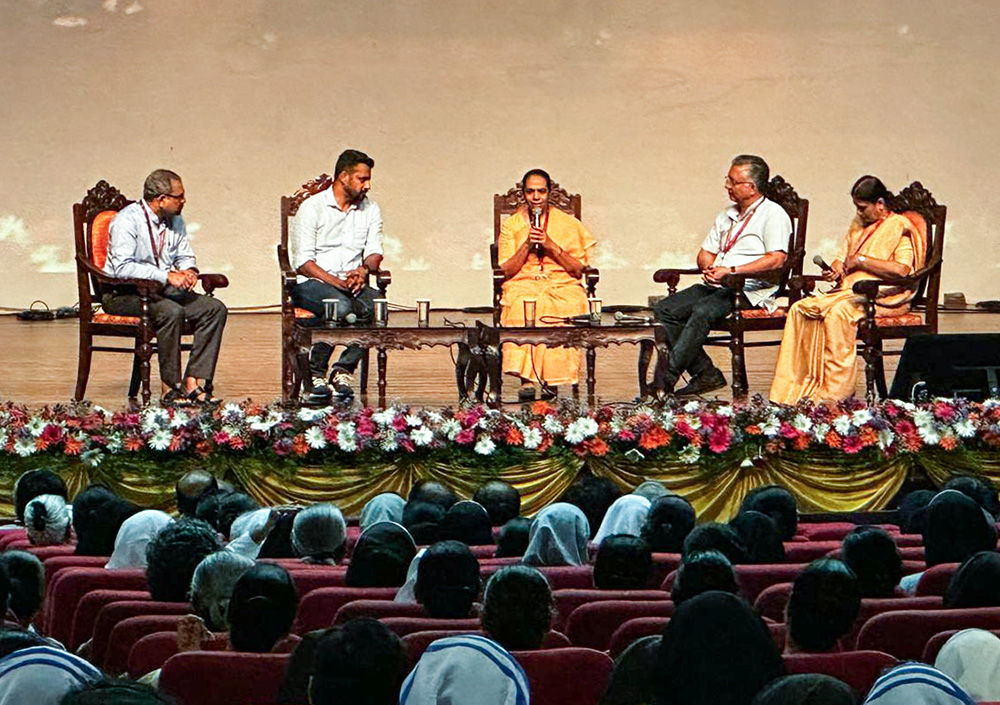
top-left (399, 634), bottom-right (529, 705)
top-left (593, 494), bottom-right (651, 545)
top-left (863, 663), bottom-right (976, 705)
top-left (0, 645), bottom-right (102, 705)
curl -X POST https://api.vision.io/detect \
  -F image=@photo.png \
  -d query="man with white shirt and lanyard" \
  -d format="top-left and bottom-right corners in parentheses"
top-left (651, 155), bottom-right (791, 397)
top-left (103, 169), bottom-right (227, 404)
top-left (292, 149), bottom-right (384, 403)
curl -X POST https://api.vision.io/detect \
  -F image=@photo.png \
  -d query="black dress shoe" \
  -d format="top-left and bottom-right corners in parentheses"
top-left (539, 385), bottom-right (558, 401)
top-left (517, 385), bottom-right (537, 402)
top-left (675, 367), bottom-right (728, 396)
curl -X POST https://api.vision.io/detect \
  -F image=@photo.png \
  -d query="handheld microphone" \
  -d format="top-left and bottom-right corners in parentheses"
top-left (530, 207), bottom-right (544, 258)
top-left (343, 312), bottom-right (357, 325)
top-left (812, 255), bottom-right (832, 272)
top-left (614, 311), bottom-right (654, 325)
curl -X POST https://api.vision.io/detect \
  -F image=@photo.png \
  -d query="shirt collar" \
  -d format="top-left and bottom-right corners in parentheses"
top-left (323, 185), bottom-right (364, 214)
top-left (726, 195), bottom-right (766, 221)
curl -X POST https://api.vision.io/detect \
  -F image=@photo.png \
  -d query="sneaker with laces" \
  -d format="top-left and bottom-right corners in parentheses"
top-left (329, 369), bottom-right (355, 402)
top-left (305, 376), bottom-right (332, 405)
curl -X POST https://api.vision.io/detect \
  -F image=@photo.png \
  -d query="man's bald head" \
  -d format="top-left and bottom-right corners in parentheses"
top-left (176, 470), bottom-right (219, 516)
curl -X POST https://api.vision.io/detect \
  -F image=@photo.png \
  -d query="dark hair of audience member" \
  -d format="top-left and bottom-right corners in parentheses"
top-left (258, 510), bottom-right (298, 558)
top-left (495, 517), bottom-right (531, 558)
top-left (730, 511), bottom-right (785, 564)
top-left (144, 519), bottom-right (224, 602)
top-left (896, 489), bottom-right (935, 535)
top-left (407, 480), bottom-right (458, 510)
top-left (0, 629), bottom-right (49, 658)
top-left (561, 475), bottom-right (624, 539)
top-left (174, 470), bottom-right (219, 517)
top-left (0, 551), bottom-right (44, 626)
top-left (72, 484), bottom-right (139, 556)
top-left (657, 591), bottom-right (785, 705)
top-left (641, 495), bottom-right (696, 553)
top-left (345, 522), bottom-right (417, 588)
top-left (481, 565), bottom-right (553, 651)
top-left (750, 674), bottom-right (858, 705)
top-left (671, 550), bottom-right (740, 606)
top-left (60, 678), bottom-right (176, 705)
top-left (473, 481), bottom-right (522, 526)
top-left (441, 501), bottom-right (494, 546)
top-left (841, 526), bottom-right (903, 598)
top-left (402, 501), bottom-right (446, 545)
top-left (923, 491), bottom-right (998, 567)
top-left (740, 485), bottom-right (798, 541)
top-left (944, 551), bottom-right (1000, 608)
top-left (633, 481), bottom-right (671, 502)
top-left (683, 523), bottom-right (747, 564)
top-left (308, 619), bottom-right (408, 705)
top-left (594, 535), bottom-right (654, 590)
top-left (601, 635), bottom-right (661, 705)
top-left (414, 540), bottom-right (480, 619)
top-left (786, 559), bottom-right (861, 653)
top-left (194, 491), bottom-right (229, 533)
top-left (229, 563), bottom-right (299, 653)
top-left (215, 493), bottom-right (260, 540)
top-left (13, 469), bottom-right (67, 523)
top-left (943, 475), bottom-right (1000, 519)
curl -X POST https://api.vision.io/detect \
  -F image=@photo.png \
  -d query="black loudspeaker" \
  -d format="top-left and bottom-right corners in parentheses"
top-left (890, 333), bottom-right (1000, 401)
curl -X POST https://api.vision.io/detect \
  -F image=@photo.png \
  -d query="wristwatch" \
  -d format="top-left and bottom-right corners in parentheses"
top-left (858, 255), bottom-right (867, 265)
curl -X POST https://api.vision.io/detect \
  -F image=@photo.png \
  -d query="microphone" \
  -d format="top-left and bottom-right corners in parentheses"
top-left (530, 207), bottom-right (544, 258)
top-left (343, 312), bottom-right (357, 326)
top-left (614, 311), bottom-right (654, 325)
top-left (812, 255), bottom-right (832, 272)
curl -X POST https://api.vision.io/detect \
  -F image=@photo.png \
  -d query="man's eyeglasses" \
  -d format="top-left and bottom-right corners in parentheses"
top-left (161, 192), bottom-right (186, 202)
top-left (724, 177), bottom-right (754, 188)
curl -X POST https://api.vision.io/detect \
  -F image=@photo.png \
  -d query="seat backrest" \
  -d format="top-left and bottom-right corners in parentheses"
top-left (734, 563), bottom-right (808, 605)
top-left (551, 589), bottom-right (669, 632)
top-left (783, 650), bottom-right (898, 698)
top-left (294, 586), bottom-right (398, 633)
top-left (334, 599), bottom-right (428, 624)
top-left (41, 555), bottom-right (109, 591)
top-left (379, 616), bottom-right (482, 638)
top-left (66, 586), bottom-right (150, 650)
top-left (856, 607), bottom-right (1000, 661)
top-left (796, 522), bottom-right (857, 541)
top-left (44, 568), bottom-right (146, 644)
top-left (278, 173), bottom-right (334, 279)
top-left (103, 614), bottom-right (186, 675)
top-left (893, 181), bottom-right (946, 331)
top-left (159, 651), bottom-right (290, 705)
top-left (492, 181), bottom-right (581, 267)
top-left (565, 599), bottom-right (675, 651)
top-left (914, 563), bottom-right (961, 597)
top-left (782, 541), bottom-right (843, 564)
top-left (535, 565), bottom-right (595, 591)
top-left (765, 175), bottom-right (809, 297)
top-left (73, 180), bottom-right (131, 312)
top-left (754, 583), bottom-right (793, 623)
top-left (513, 647), bottom-right (614, 705)
top-left (0, 529), bottom-right (27, 549)
top-left (920, 628), bottom-right (1000, 665)
top-left (128, 631), bottom-right (179, 679)
top-left (285, 566), bottom-right (347, 595)
top-left (92, 600), bottom-right (191, 670)
top-left (25, 544), bottom-right (78, 561)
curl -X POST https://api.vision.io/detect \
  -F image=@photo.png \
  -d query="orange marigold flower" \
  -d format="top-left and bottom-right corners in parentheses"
top-left (859, 427), bottom-right (878, 445)
top-left (745, 424), bottom-right (762, 436)
top-left (63, 436), bottom-right (84, 455)
top-left (292, 434), bottom-right (310, 456)
top-left (124, 435), bottom-right (144, 452)
top-left (825, 430), bottom-right (842, 449)
top-left (531, 400), bottom-right (553, 416)
top-left (195, 440), bottom-right (212, 457)
top-left (587, 438), bottom-right (609, 456)
top-left (939, 435), bottom-right (958, 451)
top-left (793, 434), bottom-right (810, 451)
top-left (506, 427), bottom-right (524, 446)
top-left (168, 436), bottom-right (183, 452)
top-left (35, 437), bottom-right (49, 450)
top-left (638, 427), bottom-right (671, 450)
top-left (537, 436), bottom-right (553, 454)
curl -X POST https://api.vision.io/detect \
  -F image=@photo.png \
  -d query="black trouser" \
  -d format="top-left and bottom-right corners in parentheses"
top-left (292, 279), bottom-right (376, 377)
top-left (103, 286), bottom-right (227, 389)
top-left (652, 284), bottom-right (747, 377)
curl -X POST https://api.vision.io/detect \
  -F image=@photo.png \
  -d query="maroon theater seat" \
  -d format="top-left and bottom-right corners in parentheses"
top-left (41, 555), bottom-right (108, 590)
top-left (68, 588), bottom-right (150, 651)
top-left (284, 566), bottom-right (347, 595)
top-left (565, 599), bottom-right (674, 651)
top-left (334, 599), bottom-right (429, 624)
top-left (914, 563), bottom-right (961, 597)
top-left (102, 614), bottom-right (186, 675)
top-left (294, 586), bottom-right (398, 633)
top-left (608, 617), bottom-right (786, 658)
top-left (796, 523), bottom-right (857, 541)
top-left (0, 529), bottom-right (27, 549)
top-left (754, 583), bottom-right (793, 623)
top-left (513, 648), bottom-right (614, 705)
top-left (783, 542), bottom-right (843, 564)
top-left (734, 564), bottom-right (809, 605)
top-left (379, 616), bottom-right (481, 638)
top-left (128, 631), bottom-right (178, 678)
top-left (25, 544), bottom-right (78, 560)
top-left (551, 589), bottom-right (669, 632)
top-left (921, 628), bottom-right (1000, 664)
top-left (159, 652), bottom-right (290, 705)
top-left (45, 568), bottom-right (147, 645)
top-left (783, 651), bottom-right (898, 698)
top-left (894, 534), bottom-right (924, 547)
top-left (92, 600), bottom-right (191, 669)
top-left (402, 629), bottom-right (571, 666)
top-left (856, 608), bottom-right (1000, 661)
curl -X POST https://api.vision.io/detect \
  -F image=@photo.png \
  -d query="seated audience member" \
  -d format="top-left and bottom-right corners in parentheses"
top-left (642, 494), bottom-right (696, 553)
top-left (394, 549), bottom-right (426, 604)
top-left (291, 503), bottom-right (347, 564)
top-left (408, 480), bottom-right (458, 510)
top-left (414, 541), bottom-right (480, 618)
top-left (632, 480), bottom-right (671, 502)
top-left (473, 481), bottom-right (522, 526)
top-left (671, 550), bottom-right (740, 606)
top-left (214, 492), bottom-right (259, 539)
top-left (440, 501), bottom-right (494, 546)
top-left (0, 644), bottom-right (102, 705)
top-left (657, 591), bottom-right (785, 705)
top-left (228, 563), bottom-right (299, 653)
top-left (842, 526), bottom-right (903, 598)
top-left (730, 511), bottom-right (785, 564)
top-left (106, 510), bottom-right (173, 570)
top-left (360, 492), bottom-right (406, 531)
top-left (861, 663), bottom-right (976, 705)
top-left (896, 488), bottom-right (935, 535)
top-left (594, 495), bottom-right (652, 546)
top-left (189, 551), bottom-right (255, 631)
top-left (308, 619), bottom-right (408, 705)
top-left (24, 495), bottom-right (71, 546)
top-left (601, 634), bottom-right (662, 705)
top-left (739, 485), bottom-right (798, 541)
top-left (593, 535), bottom-right (654, 589)
top-left (345, 521), bottom-right (418, 587)
top-left (495, 517), bottom-right (531, 558)
top-left (561, 475), bottom-right (623, 540)
top-left (145, 519), bottom-right (224, 602)
top-left (403, 501), bottom-right (446, 546)
top-left (933, 629), bottom-right (1000, 704)
top-left (61, 678), bottom-right (174, 704)
top-left (683, 523), bottom-right (747, 565)
top-left (522, 502), bottom-right (590, 567)
top-left (786, 559), bottom-right (861, 654)
top-left (400, 634), bottom-right (529, 705)
top-left (12, 469), bottom-right (68, 525)
top-left (0, 630), bottom-right (51, 657)
top-left (0, 552), bottom-right (44, 630)
top-left (71, 485), bottom-right (138, 556)
top-left (751, 674), bottom-right (858, 705)
top-left (481, 565), bottom-right (553, 651)
top-left (943, 474), bottom-right (1000, 520)
top-left (944, 551), bottom-right (1000, 608)
top-left (175, 470), bottom-right (219, 517)
top-left (258, 509), bottom-right (301, 559)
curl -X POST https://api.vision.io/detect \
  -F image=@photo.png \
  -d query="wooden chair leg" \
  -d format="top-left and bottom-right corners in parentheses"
top-left (360, 349), bottom-right (370, 407)
top-left (75, 333), bottom-right (93, 401)
top-left (637, 341), bottom-right (653, 399)
top-left (730, 333), bottom-right (748, 399)
top-left (127, 355), bottom-right (142, 400)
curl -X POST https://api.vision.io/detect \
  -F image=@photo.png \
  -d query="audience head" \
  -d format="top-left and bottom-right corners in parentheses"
top-left (642, 495), bottom-right (696, 553)
top-left (229, 507), bottom-right (270, 541)
top-left (214, 492), bottom-right (259, 539)
top-left (861, 663), bottom-right (975, 705)
top-left (671, 550), bottom-right (740, 606)
top-left (360, 492), bottom-right (406, 531)
top-left (440, 500), bottom-right (494, 546)
top-left (787, 559), bottom-right (861, 653)
top-left (523, 502), bottom-right (590, 567)
top-left (174, 470), bottom-right (218, 517)
top-left (72, 484), bottom-right (138, 556)
top-left (291, 503), bottom-right (347, 564)
top-left (145, 518), bottom-right (223, 602)
top-left (924, 490), bottom-right (998, 567)
top-left (842, 526), bottom-right (903, 598)
top-left (495, 517), bottom-right (531, 558)
top-left (13, 469), bottom-right (67, 524)
top-left (594, 535), bottom-right (654, 589)
top-left (657, 591), bottom-right (785, 705)
top-left (594, 495), bottom-right (651, 546)
top-left (683, 523), bottom-right (747, 565)
top-left (602, 635), bottom-right (662, 705)
top-left (481, 565), bottom-right (553, 651)
top-left (106, 509), bottom-right (173, 570)
top-left (0, 551), bottom-right (44, 626)
top-left (402, 501), bottom-right (446, 545)
top-left (407, 480), bottom-right (458, 510)
top-left (414, 540), bottom-right (480, 618)
top-left (560, 475), bottom-right (623, 539)
top-left (896, 489), bottom-right (935, 535)
top-left (345, 521), bottom-right (418, 587)
top-left (945, 551), bottom-right (1000, 608)
top-left (60, 679), bottom-right (176, 705)
top-left (189, 551), bottom-right (255, 631)
top-left (740, 486), bottom-right (798, 541)
top-left (473, 481), bottom-right (522, 526)
top-left (400, 634), bottom-right (529, 705)
top-left (943, 475), bottom-right (1000, 520)
top-left (730, 511), bottom-right (785, 564)
top-left (228, 563), bottom-right (298, 653)
top-left (309, 619), bottom-right (408, 705)
top-left (633, 481), bottom-right (671, 502)
top-left (933, 629), bottom-right (1000, 704)
top-left (24, 494), bottom-right (71, 546)
top-left (751, 674), bottom-right (858, 705)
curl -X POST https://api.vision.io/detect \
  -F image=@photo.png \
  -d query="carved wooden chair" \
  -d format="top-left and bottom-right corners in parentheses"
top-left (73, 180), bottom-right (228, 406)
top-left (640, 176), bottom-right (809, 398)
top-left (278, 174), bottom-right (391, 403)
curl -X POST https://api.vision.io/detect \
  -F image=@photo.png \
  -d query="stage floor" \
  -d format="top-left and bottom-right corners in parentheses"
top-left (1, 311), bottom-right (995, 408)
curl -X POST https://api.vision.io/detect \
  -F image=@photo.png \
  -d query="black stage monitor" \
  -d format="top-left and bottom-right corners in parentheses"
top-left (890, 333), bottom-right (1000, 401)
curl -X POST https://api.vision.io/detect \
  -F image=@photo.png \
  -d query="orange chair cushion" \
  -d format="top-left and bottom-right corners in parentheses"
top-left (741, 307), bottom-right (788, 319)
top-left (90, 211), bottom-right (117, 269)
top-left (875, 312), bottom-right (923, 327)
top-left (93, 312), bottom-right (140, 325)
top-left (295, 307), bottom-right (318, 319)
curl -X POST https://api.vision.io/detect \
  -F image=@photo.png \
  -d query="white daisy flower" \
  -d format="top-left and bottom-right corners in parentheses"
top-left (372, 408), bottom-right (397, 426)
top-left (832, 416), bottom-right (853, 435)
top-left (304, 427), bottom-right (327, 450)
top-left (405, 414), bottom-right (423, 428)
top-left (411, 426), bottom-right (434, 446)
top-left (440, 419), bottom-right (462, 440)
top-left (813, 423), bottom-right (831, 441)
top-left (380, 435), bottom-right (399, 452)
top-left (522, 427), bottom-right (543, 450)
top-left (912, 409), bottom-right (935, 429)
top-left (336, 422), bottom-right (357, 452)
top-left (221, 403), bottom-right (244, 422)
top-left (716, 405), bottom-right (734, 418)
top-left (26, 417), bottom-right (47, 437)
top-left (918, 424), bottom-right (940, 445)
top-left (564, 418), bottom-right (599, 444)
top-left (169, 411), bottom-right (190, 429)
top-left (878, 428), bottom-right (896, 450)
top-left (474, 436), bottom-right (496, 455)
top-left (678, 444), bottom-right (700, 464)
top-left (791, 414), bottom-right (813, 433)
top-left (14, 438), bottom-right (36, 457)
top-left (953, 419), bottom-right (976, 438)
top-left (683, 401), bottom-right (700, 414)
top-left (852, 409), bottom-right (873, 426)
top-left (147, 429), bottom-right (172, 451)
top-left (542, 416), bottom-right (564, 435)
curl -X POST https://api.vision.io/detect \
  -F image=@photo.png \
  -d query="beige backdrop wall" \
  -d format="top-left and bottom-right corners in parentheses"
top-left (1, 0), bottom-right (995, 311)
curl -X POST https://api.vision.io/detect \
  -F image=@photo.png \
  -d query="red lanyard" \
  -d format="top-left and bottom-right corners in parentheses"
top-left (719, 199), bottom-right (763, 255)
top-left (142, 205), bottom-right (167, 267)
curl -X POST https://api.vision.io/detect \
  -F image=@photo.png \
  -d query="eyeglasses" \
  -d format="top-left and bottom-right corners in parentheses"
top-left (724, 177), bottom-right (754, 188)
top-left (161, 192), bottom-right (186, 202)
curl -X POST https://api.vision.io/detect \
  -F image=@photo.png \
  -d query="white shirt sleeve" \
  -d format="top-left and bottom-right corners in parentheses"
top-left (362, 202), bottom-right (384, 260)
top-left (226, 531), bottom-right (263, 559)
top-left (700, 217), bottom-right (724, 254)
top-left (292, 197), bottom-right (320, 271)
top-left (170, 217), bottom-right (198, 272)
top-left (761, 205), bottom-right (792, 253)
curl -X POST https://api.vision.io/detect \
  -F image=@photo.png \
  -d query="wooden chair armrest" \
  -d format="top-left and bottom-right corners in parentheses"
top-left (652, 267), bottom-right (701, 291)
top-left (78, 255), bottom-right (160, 296)
top-left (373, 269), bottom-right (392, 291)
top-left (851, 256), bottom-right (942, 298)
top-left (198, 273), bottom-right (229, 295)
top-left (493, 267), bottom-right (507, 285)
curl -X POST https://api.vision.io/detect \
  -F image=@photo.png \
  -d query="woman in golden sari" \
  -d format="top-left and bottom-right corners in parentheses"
top-left (497, 169), bottom-right (596, 401)
top-left (770, 176), bottom-right (927, 404)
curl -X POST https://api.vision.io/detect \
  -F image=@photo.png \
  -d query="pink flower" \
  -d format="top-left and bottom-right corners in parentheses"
top-left (933, 401), bottom-right (958, 423)
top-left (323, 425), bottom-right (338, 443)
top-left (455, 428), bottom-right (475, 445)
top-left (356, 416), bottom-right (376, 438)
top-left (779, 423), bottom-right (798, 440)
top-left (213, 431), bottom-right (230, 444)
top-left (400, 439), bottom-right (415, 453)
top-left (708, 425), bottom-right (732, 453)
top-left (842, 435), bottom-right (863, 454)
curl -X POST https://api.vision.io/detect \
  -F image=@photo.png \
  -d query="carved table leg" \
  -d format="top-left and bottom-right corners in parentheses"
top-left (377, 348), bottom-right (388, 409)
top-left (586, 346), bottom-right (596, 406)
